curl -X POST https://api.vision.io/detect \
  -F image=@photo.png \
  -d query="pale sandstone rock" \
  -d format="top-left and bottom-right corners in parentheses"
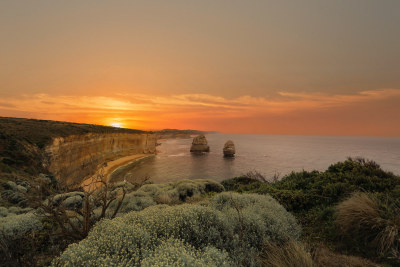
top-left (223, 140), bottom-right (235, 157)
top-left (190, 135), bottom-right (210, 153)
top-left (45, 133), bottom-right (156, 185)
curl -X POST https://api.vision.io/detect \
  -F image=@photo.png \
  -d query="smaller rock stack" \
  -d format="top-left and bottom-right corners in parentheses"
top-left (190, 135), bottom-right (210, 153)
top-left (223, 140), bottom-right (235, 157)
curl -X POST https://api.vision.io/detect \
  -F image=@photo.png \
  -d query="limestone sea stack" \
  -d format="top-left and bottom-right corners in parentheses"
top-left (190, 134), bottom-right (210, 153)
top-left (223, 140), bottom-right (235, 157)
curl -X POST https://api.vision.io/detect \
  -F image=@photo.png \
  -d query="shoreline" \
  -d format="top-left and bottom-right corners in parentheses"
top-left (81, 153), bottom-right (154, 191)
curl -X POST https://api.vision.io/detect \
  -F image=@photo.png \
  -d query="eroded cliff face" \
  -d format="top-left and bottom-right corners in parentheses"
top-left (44, 133), bottom-right (156, 185)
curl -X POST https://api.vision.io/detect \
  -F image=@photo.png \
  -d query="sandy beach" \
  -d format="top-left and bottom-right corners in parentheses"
top-left (81, 153), bottom-right (153, 191)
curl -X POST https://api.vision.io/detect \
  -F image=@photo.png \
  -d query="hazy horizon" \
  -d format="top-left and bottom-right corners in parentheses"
top-left (1, 1), bottom-right (400, 136)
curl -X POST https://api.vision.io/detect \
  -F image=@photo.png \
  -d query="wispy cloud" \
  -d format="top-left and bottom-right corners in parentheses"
top-left (0, 88), bottom-right (399, 135)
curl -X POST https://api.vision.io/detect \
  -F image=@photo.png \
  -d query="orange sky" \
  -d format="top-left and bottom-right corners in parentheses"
top-left (1, 1), bottom-right (400, 136)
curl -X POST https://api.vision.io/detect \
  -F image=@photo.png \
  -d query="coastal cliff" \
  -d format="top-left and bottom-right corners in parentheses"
top-left (45, 133), bottom-right (156, 185)
top-left (0, 117), bottom-right (156, 185)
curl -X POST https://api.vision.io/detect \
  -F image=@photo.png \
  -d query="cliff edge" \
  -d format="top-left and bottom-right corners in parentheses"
top-left (0, 117), bottom-right (156, 185)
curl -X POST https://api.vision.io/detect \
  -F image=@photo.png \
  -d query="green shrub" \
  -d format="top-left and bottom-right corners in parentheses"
top-left (53, 193), bottom-right (299, 266)
top-left (52, 191), bottom-right (85, 205)
top-left (108, 191), bottom-right (156, 214)
top-left (0, 210), bottom-right (49, 266)
top-left (221, 177), bottom-right (260, 191)
top-left (0, 212), bottom-right (42, 240)
top-left (222, 158), bottom-right (400, 249)
top-left (141, 238), bottom-right (233, 267)
top-left (63, 195), bottom-right (83, 209)
top-left (7, 206), bottom-right (33, 214)
top-left (226, 158), bottom-right (400, 212)
top-left (0, 206), bottom-right (8, 217)
top-left (137, 179), bottom-right (224, 202)
top-left (52, 220), bottom-right (152, 266)
top-left (0, 190), bottom-right (27, 206)
top-left (209, 192), bottom-right (301, 245)
top-left (105, 179), bottom-right (225, 216)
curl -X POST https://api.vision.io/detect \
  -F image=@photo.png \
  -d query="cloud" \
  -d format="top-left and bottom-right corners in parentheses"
top-left (0, 88), bottom-right (399, 135)
top-left (278, 89), bottom-right (400, 108)
top-left (0, 102), bottom-right (16, 108)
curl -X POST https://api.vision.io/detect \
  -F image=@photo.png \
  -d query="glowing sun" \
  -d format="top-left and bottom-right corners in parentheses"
top-left (110, 122), bottom-right (124, 128)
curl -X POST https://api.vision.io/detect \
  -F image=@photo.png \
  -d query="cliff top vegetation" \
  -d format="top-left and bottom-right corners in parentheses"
top-left (0, 117), bottom-right (145, 148)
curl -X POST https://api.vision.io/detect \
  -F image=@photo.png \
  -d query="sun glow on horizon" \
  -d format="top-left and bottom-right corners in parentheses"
top-left (110, 122), bottom-right (124, 128)
top-left (1, 89), bottom-right (400, 136)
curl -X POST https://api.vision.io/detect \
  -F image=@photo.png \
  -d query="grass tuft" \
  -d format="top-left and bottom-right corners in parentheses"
top-left (335, 192), bottom-right (400, 257)
top-left (260, 240), bottom-right (313, 267)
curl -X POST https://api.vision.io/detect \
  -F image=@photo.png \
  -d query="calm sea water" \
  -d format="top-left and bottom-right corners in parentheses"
top-left (111, 134), bottom-right (400, 184)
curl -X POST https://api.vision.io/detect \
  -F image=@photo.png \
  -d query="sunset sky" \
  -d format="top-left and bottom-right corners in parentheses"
top-left (1, 1), bottom-right (399, 136)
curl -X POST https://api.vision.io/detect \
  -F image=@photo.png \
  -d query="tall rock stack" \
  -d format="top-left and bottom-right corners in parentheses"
top-left (190, 135), bottom-right (210, 153)
top-left (223, 140), bottom-right (235, 157)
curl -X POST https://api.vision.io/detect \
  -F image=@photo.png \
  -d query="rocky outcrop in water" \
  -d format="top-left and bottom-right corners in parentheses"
top-left (190, 135), bottom-right (210, 153)
top-left (223, 140), bottom-right (235, 157)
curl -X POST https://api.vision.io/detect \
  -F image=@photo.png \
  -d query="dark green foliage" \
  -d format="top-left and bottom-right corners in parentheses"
top-left (226, 158), bottom-right (400, 212)
top-left (222, 158), bottom-right (400, 255)
top-left (1, 190), bottom-right (27, 206)
top-left (221, 176), bottom-right (260, 191)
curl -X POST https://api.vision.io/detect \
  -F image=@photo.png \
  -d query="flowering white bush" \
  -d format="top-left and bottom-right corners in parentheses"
top-left (209, 192), bottom-right (301, 243)
top-left (53, 192), bottom-right (299, 266)
top-left (106, 179), bottom-right (224, 216)
top-left (141, 238), bottom-right (233, 267)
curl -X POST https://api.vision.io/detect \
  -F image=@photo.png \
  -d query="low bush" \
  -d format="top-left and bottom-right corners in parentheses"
top-left (0, 211), bottom-right (42, 240)
top-left (222, 158), bottom-right (400, 249)
top-left (106, 179), bottom-right (225, 216)
top-left (225, 158), bottom-right (400, 211)
top-left (141, 238), bottom-right (233, 267)
top-left (209, 193), bottom-right (301, 246)
top-left (0, 210), bottom-right (44, 265)
top-left (107, 191), bottom-right (156, 214)
top-left (221, 176), bottom-right (260, 191)
top-left (53, 192), bottom-right (299, 266)
top-left (137, 179), bottom-right (224, 201)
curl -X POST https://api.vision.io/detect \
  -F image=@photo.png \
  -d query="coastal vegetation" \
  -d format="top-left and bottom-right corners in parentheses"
top-left (222, 157), bottom-right (400, 265)
top-left (2, 157), bottom-right (399, 266)
top-left (53, 193), bottom-right (299, 266)
top-left (1, 118), bottom-right (399, 266)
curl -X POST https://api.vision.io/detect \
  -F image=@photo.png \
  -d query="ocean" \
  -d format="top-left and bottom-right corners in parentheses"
top-left (111, 133), bottom-right (400, 184)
